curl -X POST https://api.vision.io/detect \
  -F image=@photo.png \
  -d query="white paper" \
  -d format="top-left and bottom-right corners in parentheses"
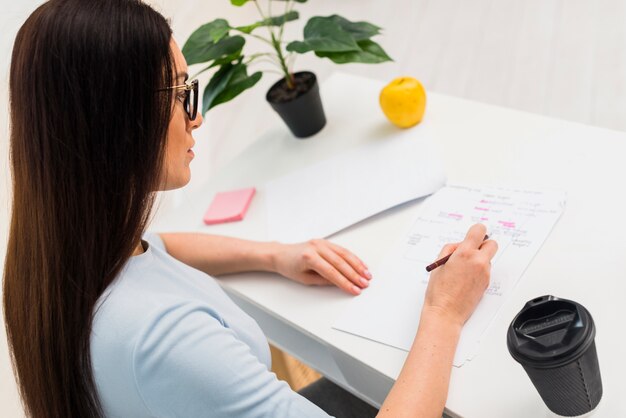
top-left (333, 184), bottom-right (566, 366)
top-left (265, 131), bottom-right (446, 243)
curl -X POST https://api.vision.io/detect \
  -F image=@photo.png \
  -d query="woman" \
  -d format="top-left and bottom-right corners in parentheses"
top-left (3, 1), bottom-right (497, 417)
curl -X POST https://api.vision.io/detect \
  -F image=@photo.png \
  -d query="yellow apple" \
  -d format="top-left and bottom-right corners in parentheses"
top-left (379, 77), bottom-right (426, 128)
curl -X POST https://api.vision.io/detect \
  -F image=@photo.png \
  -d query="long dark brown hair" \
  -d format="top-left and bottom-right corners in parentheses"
top-left (3, 0), bottom-right (174, 416)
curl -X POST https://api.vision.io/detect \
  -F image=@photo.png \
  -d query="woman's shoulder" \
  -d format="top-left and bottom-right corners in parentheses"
top-left (90, 233), bottom-right (224, 356)
top-left (94, 232), bottom-right (221, 320)
top-left (91, 252), bottom-right (225, 349)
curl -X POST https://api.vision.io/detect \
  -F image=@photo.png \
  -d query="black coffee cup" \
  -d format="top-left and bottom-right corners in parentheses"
top-left (507, 295), bottom-right (602, 417)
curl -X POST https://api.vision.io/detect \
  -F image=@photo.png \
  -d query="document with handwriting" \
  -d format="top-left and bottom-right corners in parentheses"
top-left (333, 184), bottom-right (566, 366)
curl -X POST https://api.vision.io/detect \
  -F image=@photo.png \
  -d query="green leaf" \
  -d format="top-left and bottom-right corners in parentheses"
top-left (183, 34), bottom-right (245, 65)
top-left (206, 19), bottom-right (231, 42)
top-left (315, 39), bottom-right (392, 64)
top-left (234, 24), bottom-right (257, 35)
top-left (210, 47), bottom-right (244, 67)
top-left (202, 62), bottom-right (262, 113)
top-left (326, 15), bottom-right (381, 41)
top-left (190, 46), bottom-right (243, 79)
top-left (202, 63), bottom-right (238, 114)
top-left (182, 20), bottom-right (231, 64)
top-left (212, 65), bottom-right (262, 109)
top-left (235, 11), bottom-right (299, 34)
top-left (284, 41), bottom-right (309, 54)
top-left (286, 17), bottom-right (361, 53)
top-left (265, 10), bottom-right (300, 26)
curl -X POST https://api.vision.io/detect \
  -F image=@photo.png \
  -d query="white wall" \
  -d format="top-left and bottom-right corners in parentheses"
top-left (2, 0), bottom-right (625, 416)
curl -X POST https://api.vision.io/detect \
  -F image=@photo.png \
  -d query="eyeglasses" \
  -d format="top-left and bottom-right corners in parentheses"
top-left (159, 79), bottom-right (198, 121)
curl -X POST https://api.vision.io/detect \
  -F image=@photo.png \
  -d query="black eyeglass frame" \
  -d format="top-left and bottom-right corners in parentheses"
top-left (159, 79), bottom-right (198, 121)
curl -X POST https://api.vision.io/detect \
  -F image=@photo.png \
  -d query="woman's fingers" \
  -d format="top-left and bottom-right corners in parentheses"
top-left (461, 223), bottom-right (488, 249)
top-left (317, 245), bottom-right (369, 289)
top-left (436, 242), bottom-right (460, 258)
top-left (308, 254), bottom-right (362, 295)
top-left (298, 272), bottom-right (329, 286)
top-left (479, 239), bottom-right (498, 259)
top-left (325, 242), bottom-right (371, 281)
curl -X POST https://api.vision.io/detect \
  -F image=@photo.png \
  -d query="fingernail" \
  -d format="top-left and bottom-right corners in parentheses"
top-left (353, 285), bottom-right (362, 295)
top-left (364, 269), bottom-right (372, 279)
top-left (359, 277), bottom-right (369, 287)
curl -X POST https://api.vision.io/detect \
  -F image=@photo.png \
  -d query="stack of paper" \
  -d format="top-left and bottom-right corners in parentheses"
top-left (265, 131), bottom-right (446, 243)
top-left (333, 184), bottom-right (566, 366)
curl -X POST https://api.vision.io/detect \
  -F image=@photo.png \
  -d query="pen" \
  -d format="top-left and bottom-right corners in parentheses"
top-left (425, 235), bottom-right (489, 272)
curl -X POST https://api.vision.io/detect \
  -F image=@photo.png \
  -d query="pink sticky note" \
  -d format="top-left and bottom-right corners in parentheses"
top-left (203, 187), bottom-right (256, 225)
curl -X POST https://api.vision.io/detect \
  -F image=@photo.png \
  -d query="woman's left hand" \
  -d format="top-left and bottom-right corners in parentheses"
top-left (273, 239), bottom-right (372, 295)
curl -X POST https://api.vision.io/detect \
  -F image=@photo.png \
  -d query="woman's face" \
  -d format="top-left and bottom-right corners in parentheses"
top-left (161, 39), bottom-right (203, 191)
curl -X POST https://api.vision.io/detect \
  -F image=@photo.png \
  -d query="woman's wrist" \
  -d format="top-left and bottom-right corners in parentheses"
top-left (419, 305), bottom-right (464, 337)
top-left (255, 241), bottom-right (284, 273)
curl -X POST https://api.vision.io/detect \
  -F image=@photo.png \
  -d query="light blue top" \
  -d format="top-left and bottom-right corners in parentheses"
top-left (91, 233), bottom-right (329, 418)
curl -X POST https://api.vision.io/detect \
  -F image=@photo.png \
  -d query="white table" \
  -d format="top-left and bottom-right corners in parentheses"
top-left (152, 73), bottom-right (626, 418)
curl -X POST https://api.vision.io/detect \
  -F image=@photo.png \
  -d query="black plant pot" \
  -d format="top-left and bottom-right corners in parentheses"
top-left (266, 71), bottom-right (326, 138)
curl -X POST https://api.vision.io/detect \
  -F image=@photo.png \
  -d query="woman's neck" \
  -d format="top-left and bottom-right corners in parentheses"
top-left (132, 241), bottom-right (146, 256)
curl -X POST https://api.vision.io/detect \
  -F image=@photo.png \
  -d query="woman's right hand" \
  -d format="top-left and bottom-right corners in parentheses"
top-left (423, 223), bottom-right (498, 327)
top-left (374, 224), bottom-right (499, 418)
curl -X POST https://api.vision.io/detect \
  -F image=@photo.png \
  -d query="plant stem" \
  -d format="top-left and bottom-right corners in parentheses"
top-left (278, 0), bottom-right (289, 42)
top-left (286, 51), bottom-right (297, 74)
top-left (253, 0), bottom-right (294, 89)
top-left (270, 31), bottom-right (294, 89)
top-left (252, 0), bottom-right (277, 45)
top-left (231, 28), bottom-right (274, 46)
top-left (245, 56), bottom-right (280, 67)
top-left (245, 52), bottom-right (275, 62)
top-left (253, 0), bottom-right (267, 20)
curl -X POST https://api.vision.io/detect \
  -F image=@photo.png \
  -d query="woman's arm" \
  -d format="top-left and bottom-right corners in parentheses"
top-left (378, 223), bottom-right (498, 418)
top-left (159, 233), bottom-right (278, 274)
top-left (158, 233), bottom-right (372, 295)
top-left (377, 309), bottom-right (461, 418)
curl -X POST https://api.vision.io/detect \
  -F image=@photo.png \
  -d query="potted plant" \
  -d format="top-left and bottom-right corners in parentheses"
top-left (182, 0), bottom-right (392, 138)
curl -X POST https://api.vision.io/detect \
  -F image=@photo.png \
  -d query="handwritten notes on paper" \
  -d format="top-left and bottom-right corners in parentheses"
top-left (265, 131), bottom-right (446, 243)
top-left (333, 185), bottom-right (566, 366)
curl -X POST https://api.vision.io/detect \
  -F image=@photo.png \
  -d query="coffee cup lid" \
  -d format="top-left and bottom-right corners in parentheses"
top-left (507, 295), bottom-right (595, 368)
